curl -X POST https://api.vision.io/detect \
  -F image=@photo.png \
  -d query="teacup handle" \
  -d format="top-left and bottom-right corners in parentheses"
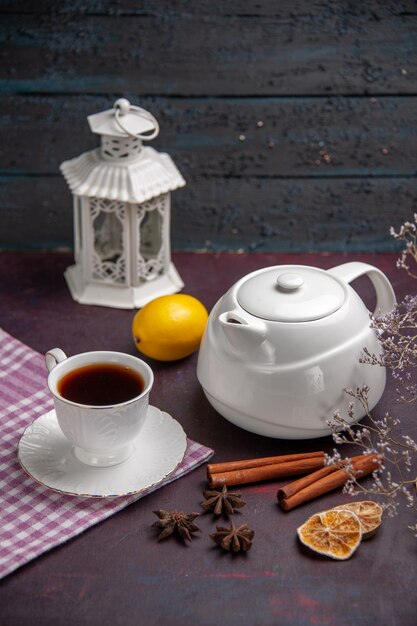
top-left (45, 348), bottom-right (67, 372)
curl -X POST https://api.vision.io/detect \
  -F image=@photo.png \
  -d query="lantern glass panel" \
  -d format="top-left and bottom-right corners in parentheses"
top-left (139, 209), bottom-right (163, 261)
top-left (91, 198), bottom-right (126, 285)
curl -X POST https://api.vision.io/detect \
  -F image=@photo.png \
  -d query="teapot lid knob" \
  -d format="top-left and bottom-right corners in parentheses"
top-left (277, 272), bottom-right (304, 291)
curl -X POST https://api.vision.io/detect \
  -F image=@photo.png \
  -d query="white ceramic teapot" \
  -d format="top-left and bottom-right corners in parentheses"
top-left (197, 262), bottom-right (396, 439)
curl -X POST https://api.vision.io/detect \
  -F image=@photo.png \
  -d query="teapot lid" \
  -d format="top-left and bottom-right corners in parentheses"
top-left (236, 265), bottom-right (346, 322)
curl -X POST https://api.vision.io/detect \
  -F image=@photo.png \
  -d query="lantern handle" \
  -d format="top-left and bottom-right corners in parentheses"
top-left (114, 98), bottom-right (160, 141)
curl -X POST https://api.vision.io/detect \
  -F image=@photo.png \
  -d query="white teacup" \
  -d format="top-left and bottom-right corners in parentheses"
top-left (45, 348), bottom-right (154, 467)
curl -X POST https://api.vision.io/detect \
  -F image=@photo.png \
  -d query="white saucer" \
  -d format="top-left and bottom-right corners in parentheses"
top-left (18, 406), bottom-right (187, 498)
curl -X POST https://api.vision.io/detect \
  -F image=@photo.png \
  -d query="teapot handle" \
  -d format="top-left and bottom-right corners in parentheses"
top-left (328, 262), bottom-right (396, 317)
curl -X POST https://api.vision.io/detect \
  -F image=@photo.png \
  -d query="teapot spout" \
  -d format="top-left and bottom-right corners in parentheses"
top-left (219, 310), bottom-right (267, 353)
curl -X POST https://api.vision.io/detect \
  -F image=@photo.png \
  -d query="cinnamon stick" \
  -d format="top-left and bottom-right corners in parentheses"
top-left (277, 464), bottom-right (340, 502)
top-left (208, 455), bottom-right (326, 488)
top-left (207, 451), bottom-right (324, 477)
top-left (278, 453), bottom-right (381, 511)
top-left (277, 454), bottom-right (367, 501)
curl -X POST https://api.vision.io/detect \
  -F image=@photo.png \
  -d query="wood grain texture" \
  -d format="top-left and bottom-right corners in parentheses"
top-left (1, 1), bottom-right (416, 251)
top-left (1, 6), bottom-right (416, 96)
top-left (1, 175), bottom-right (413, 251)
top-left (1, 0), bottom-right (415, 16)
top-left (1, 0), bottom-right (417, 18)
top-left (1, 94), bottom-right (416, 177)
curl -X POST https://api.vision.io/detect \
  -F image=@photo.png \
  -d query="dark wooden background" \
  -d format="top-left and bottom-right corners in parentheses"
top-left (1, 0), bottom-right (417, 252)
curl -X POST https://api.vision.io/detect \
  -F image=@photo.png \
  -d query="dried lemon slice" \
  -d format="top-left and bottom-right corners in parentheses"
top-left (297, 509), bottom-right (362, 560)
top-left (332, 501), bottom-right (383, 539)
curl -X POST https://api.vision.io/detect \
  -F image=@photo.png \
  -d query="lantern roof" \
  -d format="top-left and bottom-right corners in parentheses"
top-left (87, 99), bottom-right (157, 139)
top-left (60, 98), bottom-right (185, 203)
top-left (60, 146), bottom-right (185, 203)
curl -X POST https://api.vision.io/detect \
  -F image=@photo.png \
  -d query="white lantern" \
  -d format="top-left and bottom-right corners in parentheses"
top-left (60, 98), bottom-right (186, 309)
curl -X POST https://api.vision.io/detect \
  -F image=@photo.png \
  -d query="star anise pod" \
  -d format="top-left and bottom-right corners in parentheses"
top-left (210, 522), bottom-right (254, 552)
top-left (201, 485), bottom-right (246, 516)
top-left (152, 510), bottom-right (201, 543)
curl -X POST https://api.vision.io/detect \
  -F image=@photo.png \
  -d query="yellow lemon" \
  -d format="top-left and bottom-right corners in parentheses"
top-left (132, 294), bottom-right (209, 361)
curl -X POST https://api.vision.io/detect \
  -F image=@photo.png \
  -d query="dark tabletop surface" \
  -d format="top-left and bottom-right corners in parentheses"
top-left (0, 251), bottom-right (416, 626)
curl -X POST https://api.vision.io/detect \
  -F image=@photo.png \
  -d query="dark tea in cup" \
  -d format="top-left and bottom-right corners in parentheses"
top-left (57, 362), bottom-right (144, 406)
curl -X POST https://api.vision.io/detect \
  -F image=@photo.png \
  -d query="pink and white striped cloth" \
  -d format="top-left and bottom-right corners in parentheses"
top-left (0, 329), bottom-right (213, 579)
